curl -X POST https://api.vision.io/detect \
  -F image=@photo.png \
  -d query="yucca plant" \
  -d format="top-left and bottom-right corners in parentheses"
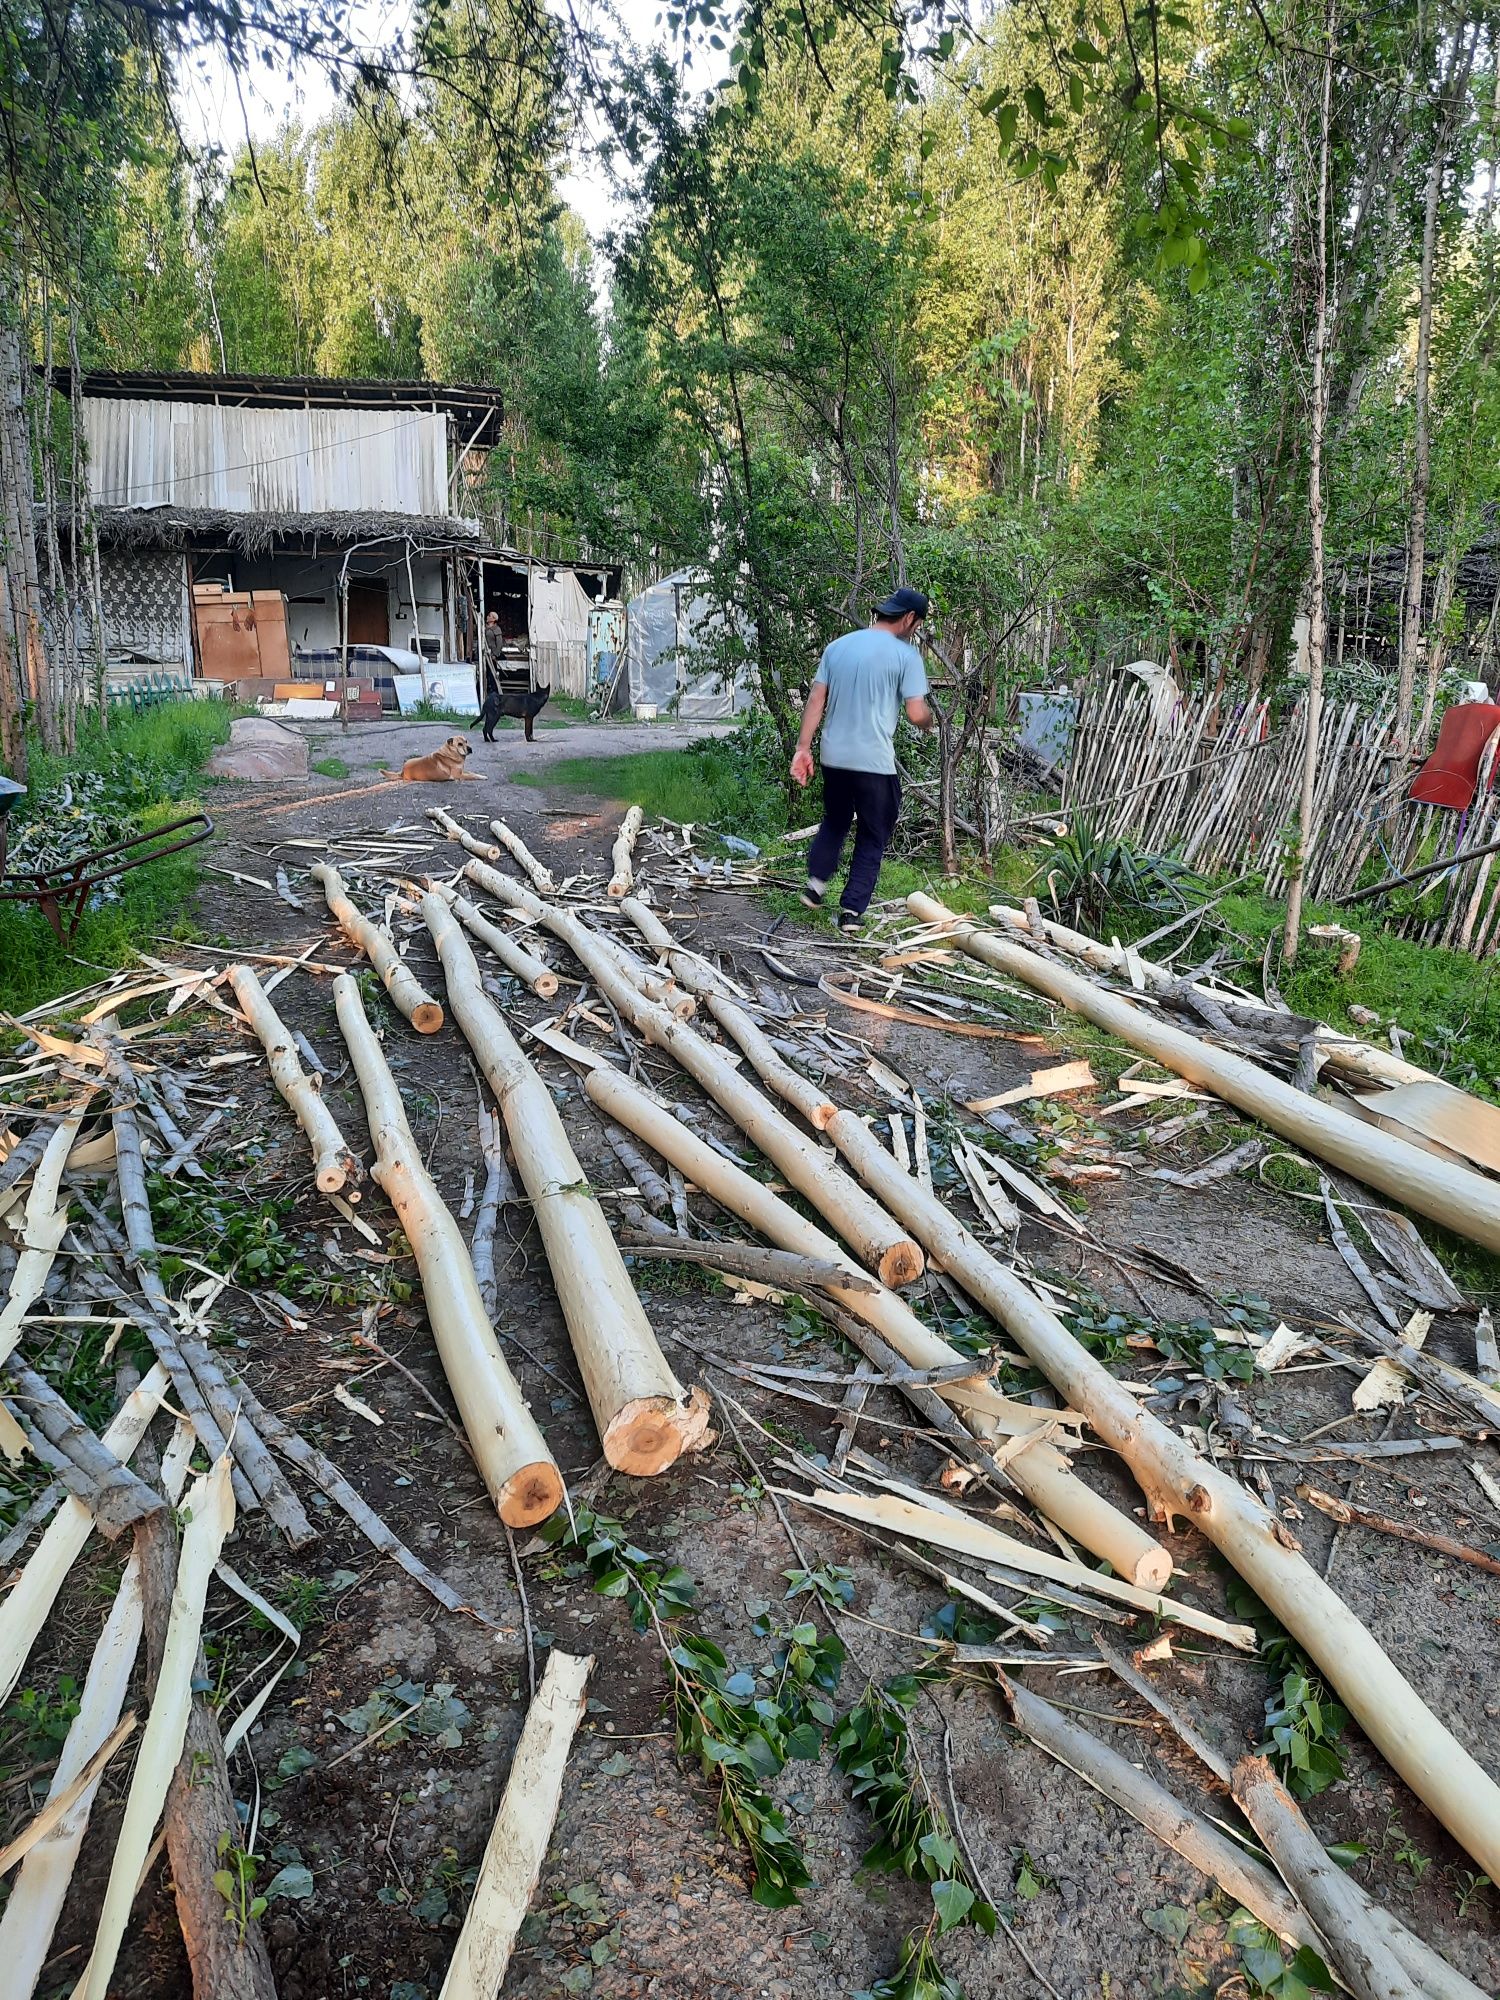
top-left (1036, 818), bottom-right (1206, 934)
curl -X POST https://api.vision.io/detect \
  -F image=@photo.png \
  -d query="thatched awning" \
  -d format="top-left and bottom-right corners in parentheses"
top-left (94, 504), bottom-right (483, 558)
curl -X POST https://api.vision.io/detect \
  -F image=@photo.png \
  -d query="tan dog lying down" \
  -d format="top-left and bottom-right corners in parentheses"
top-left (388, 735), bottom-right (479, 782)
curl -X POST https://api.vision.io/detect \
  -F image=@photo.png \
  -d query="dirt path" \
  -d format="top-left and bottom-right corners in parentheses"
top-left (20, 723), bottom-right (1499, 2000)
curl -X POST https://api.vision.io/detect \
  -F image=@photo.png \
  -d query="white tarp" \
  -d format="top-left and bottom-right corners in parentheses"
top-left (626, 571), bottom-right (752, 719)
top-left (528, 567), bottom-right (594, 652)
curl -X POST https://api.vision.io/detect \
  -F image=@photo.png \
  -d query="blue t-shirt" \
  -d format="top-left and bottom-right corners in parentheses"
top-left (814, 628), bottom-right (929, 775)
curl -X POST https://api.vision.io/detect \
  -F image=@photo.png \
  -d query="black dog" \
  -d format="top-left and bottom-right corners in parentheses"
top-left (470, 684), bottom-right (552, 744)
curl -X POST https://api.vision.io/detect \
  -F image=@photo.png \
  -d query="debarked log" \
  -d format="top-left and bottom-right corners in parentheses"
top-left (422, 894), bottom-right (709, 1475)
top-left (228, 962), bottom-right (362, 1193)
top-left (312, 861), bottom-right (443, 1033)
top-left (333, 973), bottom-right (561, 1525)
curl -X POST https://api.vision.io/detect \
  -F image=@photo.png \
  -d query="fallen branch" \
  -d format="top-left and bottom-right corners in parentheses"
top-left (1299, 1483), bottom-right (1500, 1578)
top-left (334, 972), bottom-right (563, 1524)
top-left (574, 1049), bottom-right (1169, 1582)
top-left (790, 1486), bottom-right (1253, 1647)
top-left (489, 815), bottom-right (557, 893)
top-left (620, 1228), bottom-right (876, 1297)
top-left (607, 804), bottom-right (644, 897)
top-left (228, 963), bottom-right (362, 1194)
top-left (4, 1365), bottom-right (162, 1539)
top-left (423, 894), bottom-right (708, 1475)
top-left (439, 1649), bottom-right (593, 1999)
top-left (1232, 1756), bottom-right (1424, 2000)
top-left (0, 1366), bottom-right (167, 1705)
top-left (0, 1712), bottom-right (136, 1877)
top-left (797, 893), bottom-right (1500, 1881)
top-left (995, 1670), bottom-right (1314, 1945)
top-left (0, 1105), bottom-right (87, 1367)
top-left (472, 864), bottom-right (922, 1287)
top-left (955, 898), bottom-right (1500, 1246)
top-left (310, 860), bottom-right (443, 1033)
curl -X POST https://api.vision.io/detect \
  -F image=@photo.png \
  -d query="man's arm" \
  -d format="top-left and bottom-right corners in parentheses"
top-left (790, 681), bottom-right (828, 787)
top-left (905, 694), bottom-right (934, 730)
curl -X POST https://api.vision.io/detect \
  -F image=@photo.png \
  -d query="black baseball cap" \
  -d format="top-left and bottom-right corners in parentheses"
top-left (875, 586), bottom-right (930, 620)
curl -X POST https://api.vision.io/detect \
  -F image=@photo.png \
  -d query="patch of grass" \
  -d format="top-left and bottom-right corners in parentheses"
top-left (0, 699), bottom-right (232, 1013)
top-left (517, 727), bottom-right (786, 846)
top-left (311, 756), bottom-right (349, 779)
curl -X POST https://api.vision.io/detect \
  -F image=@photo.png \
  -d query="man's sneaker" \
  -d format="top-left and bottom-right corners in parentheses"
top-left (798, 884), bottom-right (825, 911)
top-left (837, 908), bottom-right (863, 934)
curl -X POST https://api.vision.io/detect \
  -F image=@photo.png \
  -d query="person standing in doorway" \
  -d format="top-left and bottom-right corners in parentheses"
top-left (790, 586), bottom-right (934, 931)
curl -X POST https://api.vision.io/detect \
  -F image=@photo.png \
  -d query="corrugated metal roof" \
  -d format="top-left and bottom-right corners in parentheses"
top-left (51, 369), bottom-right (503, 448)
top-left (84, 398), bottom-right (452, 517)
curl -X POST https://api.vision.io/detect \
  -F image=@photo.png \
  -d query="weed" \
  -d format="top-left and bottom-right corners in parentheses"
top-left (148, 1172), bottom-right (316, 1293)
top-left (1226, 1907), bottom-right (1334, 1998)
top-left (1011, 1848), bottom-right (1054, 1900)
top-left (0, 1678), bottom-right (81, 1769)
top-left (1384, 1815), bottom-right (1433, 1881)
top-left (213, 1832), bottom-right (267, 1942)
top-left (1033, 820), bottom-right (1205, 934)
top-left (311, 756), bottom-right (349, 779)
top-left (1451, 1867), bottom-right (1491, 1916)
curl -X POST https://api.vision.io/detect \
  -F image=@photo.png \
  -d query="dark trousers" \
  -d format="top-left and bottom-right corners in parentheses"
top-left (807, 766), bottom-right (901, 915)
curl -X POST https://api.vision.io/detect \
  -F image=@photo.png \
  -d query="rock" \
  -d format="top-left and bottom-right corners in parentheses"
top-left (207, 718), bottom-right (309, 782)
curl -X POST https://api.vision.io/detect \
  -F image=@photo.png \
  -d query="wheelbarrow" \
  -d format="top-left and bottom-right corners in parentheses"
top-left (0, 776), bottom-right (214, 942)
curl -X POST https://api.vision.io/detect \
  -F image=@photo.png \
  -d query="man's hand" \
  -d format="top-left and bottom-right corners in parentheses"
top-left (790, 748), bottom-right (815, 788)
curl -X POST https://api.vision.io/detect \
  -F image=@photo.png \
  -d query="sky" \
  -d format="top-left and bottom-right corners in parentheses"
top-left (171, 0), bottom-right (715, 249)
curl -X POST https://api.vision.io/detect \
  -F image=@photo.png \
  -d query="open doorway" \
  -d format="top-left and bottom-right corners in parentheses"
top-left (475, 558), bottom-right (530, 696)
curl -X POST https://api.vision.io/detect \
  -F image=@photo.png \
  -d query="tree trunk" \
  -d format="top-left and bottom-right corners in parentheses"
top-left (1283, 4), bottom-right (1335, 967)
top-left (1398, 26), bottom-right (1480, 756)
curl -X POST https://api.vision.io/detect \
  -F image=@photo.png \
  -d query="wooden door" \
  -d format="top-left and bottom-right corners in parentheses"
top-left (346, 581), bottom-right (389, 645)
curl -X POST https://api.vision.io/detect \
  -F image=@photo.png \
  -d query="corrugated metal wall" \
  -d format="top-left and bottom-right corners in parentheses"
top-left (84, 398), bottom-right (449, 516)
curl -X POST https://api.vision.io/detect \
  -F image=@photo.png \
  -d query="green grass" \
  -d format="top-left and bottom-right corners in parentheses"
top-left (0, 699), bottom-right (232, 1015)
top-left (515, 731), bottom-right (784, 843)
top-left (311, 756), bottom-right (349, 779)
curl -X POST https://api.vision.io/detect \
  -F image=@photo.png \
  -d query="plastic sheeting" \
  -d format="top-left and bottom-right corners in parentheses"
top-left (626, 571), bottom-right (753, 718)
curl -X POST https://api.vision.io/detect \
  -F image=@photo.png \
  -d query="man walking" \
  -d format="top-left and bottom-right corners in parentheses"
top-left (790, 586), bottom-right (934, 931)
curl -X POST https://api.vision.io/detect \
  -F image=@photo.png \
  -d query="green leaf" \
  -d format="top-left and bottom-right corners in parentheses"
top-left (264, 1863), bottom-right (315, 1902)
top-left (931, 1879), bottom-right (974, 1933)
top-left (1023, 84), bottom-right (1047, 125)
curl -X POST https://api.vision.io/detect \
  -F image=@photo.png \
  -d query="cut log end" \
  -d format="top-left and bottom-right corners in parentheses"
top-left (604, 1387), bottom-right (715, 1476)
top-left (811, 1102), bottom-right (838, 1129)
top-left (410, 1001), bottom-right (446, 1035)
top-left (607, 881), bottom-right (630, 900)
top-left (535, 973), bottom-right (561, 1000)
top-left (1131, 1546), bottom-right (1175, 1591)
top-left (314, 1153), bottom-right (357, 1194)
top-left (877, 1240), bottom-right (926, 1289)
top-left (498, 1461), bottom-right (566, 1527)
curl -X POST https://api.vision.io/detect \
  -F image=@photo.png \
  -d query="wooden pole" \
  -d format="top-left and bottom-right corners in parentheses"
top-left (578, 1054), bottom-right (1170, 1584)
top-left (439, 1650), bottom-right (592, 1999)
top-left (915, 896), bottom-right (1500, 1255)
top-left (817, 898), bottom-right (1500, 1881)
top-left (421, 895), bottom-right (709, 1474)
top-left (311, 862), bottom-right (444, 1033)
top-left (333, 973), bottom-right (562, 1525)
top-left (608, 805), bottom-right (644, 897)
top-left (466, 865), bottom-right (925, 1287)
top-left (228, 964), bottom-right (362, 1194)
